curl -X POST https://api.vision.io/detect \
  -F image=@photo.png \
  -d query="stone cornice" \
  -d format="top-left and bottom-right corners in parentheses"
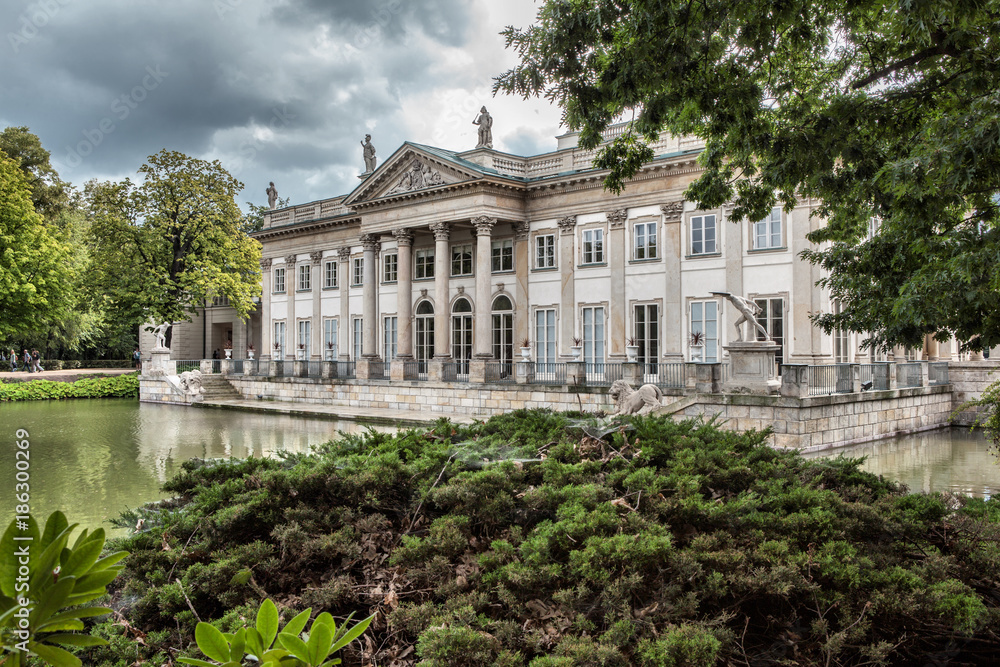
top-left (252, 215), bottom-right (360, 241)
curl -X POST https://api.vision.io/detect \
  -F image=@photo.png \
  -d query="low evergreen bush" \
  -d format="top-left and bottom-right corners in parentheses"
top-left (91, 411), bottom-right (1000, 666)
top-left (0, 373), bottom-right (139, 401)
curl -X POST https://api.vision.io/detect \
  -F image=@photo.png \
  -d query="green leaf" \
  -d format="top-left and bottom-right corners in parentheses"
top-left (195, 621), bottom-right (232, 663)
top-left (230, 568), bottom-right (252, 586)
top-left (38, 632), bottom-right (108, 647)
top-left (27, 640), bottom-right (82, 667)
top-left (62, 536), bottom-right (105, 578)
top-left (280, 607), bottom-right (312, 639)
top-left (88, 550), bottom-right (129, 573)
top-left (307, 620), bottom-right (334, 666)
top-left (0, 519), bottom-right (20, 598)
top-left (40, 512), bottom-right (70, 551)
top-left (230, 627), bottom-right (246, 662)
top-left (329, 614), bottom-right (374, 654)
top-left (38, 606), bottom-right (113, 630)
top-left (29, 531), bottom-right (71, 594)
top-left (246, 627), bottom-right (266, 659)
top-left (277, 632), bottom-right (310, 662)
top-left (29, 576), bottom-right (75, 626)
top-left (313, 612), bottom-right (335, 633)
top-left (256, 598), bottom-right (279, 648)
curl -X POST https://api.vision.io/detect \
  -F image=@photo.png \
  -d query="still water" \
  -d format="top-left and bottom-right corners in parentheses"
top-left (3, 401), bottom-right (997, 535)
top-left (803, 428), bottom-right (998, 500)
top-left (1, 400), bottom-right (397, 534)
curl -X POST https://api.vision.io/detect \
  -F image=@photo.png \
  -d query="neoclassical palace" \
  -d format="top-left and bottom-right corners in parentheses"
top-left (151, 123), bottom-right (966, 371)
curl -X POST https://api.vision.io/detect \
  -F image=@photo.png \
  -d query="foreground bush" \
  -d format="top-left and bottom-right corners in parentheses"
top-left (92, 411), bottom-right (1000, 666)
top-left (0, 373), bottom-right (139, 401)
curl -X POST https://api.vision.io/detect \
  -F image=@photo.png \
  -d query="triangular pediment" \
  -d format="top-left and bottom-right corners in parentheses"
top-left (344, 143), bottom-right (486, 206)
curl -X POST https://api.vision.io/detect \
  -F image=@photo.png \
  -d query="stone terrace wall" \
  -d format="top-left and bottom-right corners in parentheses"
top-left (227, 376), bottom-right (615, 416)
top-left (948, 361), bottom-right (1000, 426)
top-left (658, 386), bottom-right (954, 451)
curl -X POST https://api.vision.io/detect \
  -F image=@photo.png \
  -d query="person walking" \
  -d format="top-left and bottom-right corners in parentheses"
top-left (8, 349), bottom-right (17, 372)
top-left (31, 349), bottom-right (42, 373)
top-left (23, 349), bottom-right (32, 373)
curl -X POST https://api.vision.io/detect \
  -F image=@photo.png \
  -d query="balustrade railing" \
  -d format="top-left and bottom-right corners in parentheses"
top-left (244, 360), bottom-right (260, 376)
top-left (532, 362), bottom-right (568, 384)
top-left (367, 361), bottom-right (387, 379)
top-left (584, 362), bottom-right (623, 386)
top-left (442, 362), bottom-right (469, 383)
top-left (337, 361), bottom-right (356, 379)
top-left (807, 364), bottom-right (854, 396)
top-left (644, 362), bottom-right (687, 389)
top-left (858, 363), bottom-right (890, 391)
top-left (404, 360), bottom-right (427, 380)
top-left (306, 361), bottom-right (323, 378)
top-left (928, 361), bottom-right (950, 386)
top-left (175, 360), bottom-right (201, 374)
top-left (230, 360), bottom-right (245, 375)
top-left (896, 362), bottom-right (922, 388)
top-left (486, 361), bottom-right (516, 384)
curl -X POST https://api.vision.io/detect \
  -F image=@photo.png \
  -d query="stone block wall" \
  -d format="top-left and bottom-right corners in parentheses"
top-left (948, 362), bottom-right (1000, 426)
top-left (139, 375), bottom-right (202, 406)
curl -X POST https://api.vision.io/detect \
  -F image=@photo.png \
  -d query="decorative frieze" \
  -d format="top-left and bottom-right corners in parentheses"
top-left (557, 215), bottom-right (577, 236)
top-left (387, 159), bottom-right (446, 196)
top-left (660, 201), bottom-right (684, 222)
top-left (606, 209), bottom-right (627, 229)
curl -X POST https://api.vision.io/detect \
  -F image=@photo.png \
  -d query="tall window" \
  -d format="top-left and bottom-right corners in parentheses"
top-left (383, 253), bottom-right (398, 283)
top-left (298, 265), bottom-right (311, 291)
top-left (273, 321), bottom-right (286, 357)
top-left (690, 301), bottom-right (719, 362)
top-left (211, 295), bottom-right (230, 307)
top-left (634, 304), bottom-right (659, 370)
top-left (690, 215), bottom-right (717, 255)
top-left (297, 320), bottom-right (311, 354)
top-left (535, 309), bottom-right (557, 368)
top-left (452, 298), bottom-right (473, 373)
top-left (492, 239), bottom-right (513, 272)
top-left (451, 244), bottom-right (473, 276)
top-left (754, 297), bottom-right (785, 366)
top-left (323, 318), bottom-right (338, 358)
top-left (352, 258), bottom-right (364, 286)
top-left (833, 300), bottom-right (848, 363)
top-left (582, 306), bottom-right (606, 366)
top-left (634, 222), bottom-right (658, 260)
top-left (324, 260), bottom-right (338, 288)
top-left (582, 229), bottom-right (604, 264)
top-left (415, 249), bottom-right (434, 279)
top-left (415, 301), bottom-right (434, 373)
top-left (384, 316), bottom-right (398, 360)
top-left (535, 234), bottom-right (555, 269)
top-left (753, 207), bottom-right (782, 250)
top-left (492, 296), bottom-right (513, 363)
top-left (353, 317), bottom-right (363, 359)
top-left (273, 267), bottom-right (286, 293)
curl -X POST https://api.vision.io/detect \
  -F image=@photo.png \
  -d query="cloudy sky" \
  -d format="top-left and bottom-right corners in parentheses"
top-left (0, 0), bottom-right (564, 208)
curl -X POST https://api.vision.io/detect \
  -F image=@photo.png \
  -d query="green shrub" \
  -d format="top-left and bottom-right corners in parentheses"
top-left (0, 373), bottom-right (139, 402)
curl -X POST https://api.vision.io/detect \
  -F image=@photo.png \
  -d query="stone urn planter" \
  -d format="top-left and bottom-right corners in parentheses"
top-left (247, 349), bottom-right (255, 360)
top-left (297, 348), bottom-right (307, 360)
top-left (625, 343), bottom-right (639, 362)
top-left (325, 348), bottom-right (337, 361)
top-left (690, 345), bottom-right (704, 362)
top-left (224, 348), bottom-right (232, 359)
top-left (520, 347), bottom-right (532, 360)
top-left (570, 346), bottom-right (583, 360)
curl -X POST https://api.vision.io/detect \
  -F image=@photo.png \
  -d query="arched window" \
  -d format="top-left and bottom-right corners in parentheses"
top-left (492, 296), bottom-right (514, 364)
top-left (452, 298), bottom-right (473, 373)
top-left (415, 301), bottom-right (434, 374)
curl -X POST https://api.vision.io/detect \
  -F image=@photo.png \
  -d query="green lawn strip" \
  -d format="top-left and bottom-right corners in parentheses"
top-left (0, 372), bottom-right (139, 401)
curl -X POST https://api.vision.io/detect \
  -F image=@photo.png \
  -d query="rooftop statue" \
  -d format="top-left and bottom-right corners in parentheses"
top-left (473, 106), bottom-right (493, 149)
top-left (361, 134), bottom-right (377, 173)
top-left (266, 182), bottom-right (278, 210)
top-left (711, 291), bottom-right (770, 342)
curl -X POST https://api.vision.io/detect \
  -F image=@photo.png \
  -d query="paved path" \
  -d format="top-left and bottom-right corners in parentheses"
top-left (196, 397), bottom-right (476, 427)
top-left (0, 368), bottom-right (136, 382)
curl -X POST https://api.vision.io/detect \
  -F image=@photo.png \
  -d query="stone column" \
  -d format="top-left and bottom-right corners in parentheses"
top-left (473, 216), bottom-right (496, 358)
top-left (661, 202), bottom-right (684, 361)
top-left (310, 251), bottom-right (323, 360)
top-left (338, 247), bottom-right (351, 360)
top-left (393, 229), bottom-right (414, 358)
top-left (260, 259), bottom-right (272, 360)
top-left (513, 221), bottom-right (531, 347)
top-left (558, 215), bottom-right (577, 357)
top-left (361, 234), bottom-right (381, 359)
top-left (790, 201), bottom-right (825, 363)
top-left (607, 209), bottom-right (628, 359)
top-left (924, 334), bottom-right (939, 361)
top-left (284, 254), bottom-right (297, 361)
top-left (722, 205), bottom-right (744, 353)
top-left (430, 222), bottom-right (451, 359)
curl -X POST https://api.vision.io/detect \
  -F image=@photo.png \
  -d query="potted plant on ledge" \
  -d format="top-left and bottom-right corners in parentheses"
top-left (326, 341), bottom-right (336, 361)
top-left (520, 337), bottom-right (532, 360)
top-left (690, 331), bottom-right (705, 362)
top-left (570, 337), bottom-right (583, 360)
top-left (626, 336), bottom-right (639, 362)
top-left (246, 342), bottom-right (255, 360)
top-left (297, 343), bottom-right (307, 360)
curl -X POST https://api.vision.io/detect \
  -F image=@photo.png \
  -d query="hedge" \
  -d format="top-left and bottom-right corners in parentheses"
top-left (0, 373), bottom-right (139, 401)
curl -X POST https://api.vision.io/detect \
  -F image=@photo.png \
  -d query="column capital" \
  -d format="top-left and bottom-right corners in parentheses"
top-left (338, 246), bottom-right (352, 262)
top-left (473, 216), bottom-right (497, 236)
top-left (429, 221), bottom-right (451, 241)
top-left (392, 228), bottom-right (414, 246)
top-left (260, 258), bottom-right (273, 272)
top-left (606, 209), bottom-right (627, 229)
top-left (660, 200), bottom-right (684, 222)
top-left (361, 234), bottom-right (381, 251)
top-left (557, 215), bottom-right (577, 236)
top-left (309, 251), bottom-right (324, 265)
top-left (284, 254), bottom-right (297, 267)
top-left (514, 221), bottom-right (530, 240)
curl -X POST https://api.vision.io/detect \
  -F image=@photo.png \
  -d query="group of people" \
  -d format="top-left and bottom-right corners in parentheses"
top-left (2, 348), bottom-right (43, 373)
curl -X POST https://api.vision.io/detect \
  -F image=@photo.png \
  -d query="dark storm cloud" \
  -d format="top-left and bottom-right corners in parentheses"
top-left (0, 0), bottom-right (479, 204)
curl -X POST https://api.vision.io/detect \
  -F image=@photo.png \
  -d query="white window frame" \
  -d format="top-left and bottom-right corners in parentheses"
top-left (297, 320), bottom-right (311, 354)
top-left (273, 267), bottom-right (286, 293)
top-left (534, 308), bottom-right (557, 367)
top-left (383, 253), bottom-right (398, 283)
top-left (690, 300), bottom-right (719, 362)
top-left (352, 257), bottom-right (364, 286)
top-left (273, 321), bottom-right (286, 357)
top-left (753, 207), bottom-right (783, 250)
top-left (633, 303), bottom-right (659, 367)
top-left (581, 228), bottom-right (604, 265)
top-left (297, 264), bottom-right (311, 291)
top-left (415, 249), bottom-right (434, 279)
top-left (754, 296), bottom-right (785, 366)
top-left (491, 239), bottom-right (513, 273)
top-left (535, 234), bottom-right (556, 269)
top-left (352, 317), bottom-right (363, 359)
top-left (324, 260), bottom-right (338, 289)
top-left (451, 243), bottom-right (474, 277)
top-left (582, 306), bottom-right (606, 365)
top-left (690, 214), bottom-right (717, 255)
top-left (633, 221), bottom-right (658, 260)
top-left (323, 318), bottom-right (338, 358)
top-left (384, 316), bottom-right (398, 360)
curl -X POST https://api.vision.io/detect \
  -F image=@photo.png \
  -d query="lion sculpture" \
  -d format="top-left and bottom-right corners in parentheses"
top-left (609, 380), bottom-right (663, 416)
top-left (179, 370), bottom-right (205, 396)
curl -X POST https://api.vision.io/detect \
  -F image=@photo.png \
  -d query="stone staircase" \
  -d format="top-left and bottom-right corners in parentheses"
top-left (198, 375), bottom-right (243, 401)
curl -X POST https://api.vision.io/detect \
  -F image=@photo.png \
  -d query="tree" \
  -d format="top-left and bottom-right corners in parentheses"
top-left (240, 196), bottom-right (289, 235)
top-left (87, 150), bottom-right (261, 334)
top-left (0, 126), bottom-right (69, 220)
top-left (0, 150), bottom-right (73, 339)
top-left (496, 0), bottom-right (1000, 352)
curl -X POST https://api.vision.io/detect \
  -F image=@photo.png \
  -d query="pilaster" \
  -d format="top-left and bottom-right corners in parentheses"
top-left (284, 254), bottom-right (297, 361)
top-left (310, 251), bottom-right (323, 360)
top-left (260, 258), bottom-right (273, 360)
top-left (660, 202), bottom-right (684, 361)
top-left (338, 246), bottom-right (351, 360)
top-left (361, 234), bottom-right (381, 359)
top-left (558, 215), bottom-right (577, 358)
top-left (393, 229), bottom-right (415, 359)
top-left (513, 221), bottom-right (531, 348)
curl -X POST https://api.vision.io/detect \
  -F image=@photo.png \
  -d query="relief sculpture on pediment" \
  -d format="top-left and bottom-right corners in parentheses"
top-left (386, 159), bottom-right (445, 196)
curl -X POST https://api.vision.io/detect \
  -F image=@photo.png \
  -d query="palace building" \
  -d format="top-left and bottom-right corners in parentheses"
top-left (149, 123), bottom-right (964, 371)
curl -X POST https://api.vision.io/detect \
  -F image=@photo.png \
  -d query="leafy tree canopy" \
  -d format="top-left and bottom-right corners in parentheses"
top-left (0, 150), bottom-right (73, 339)
top-left (87, 150), bottom-right (262, 330)
top-left (0, 126), bottom-right (69, 220)
top-left (497, 0), bottom-right (1000, 351)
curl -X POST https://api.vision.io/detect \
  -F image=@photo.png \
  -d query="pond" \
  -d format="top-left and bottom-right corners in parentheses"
top-left (1, 400), bottom-right (398, 534)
